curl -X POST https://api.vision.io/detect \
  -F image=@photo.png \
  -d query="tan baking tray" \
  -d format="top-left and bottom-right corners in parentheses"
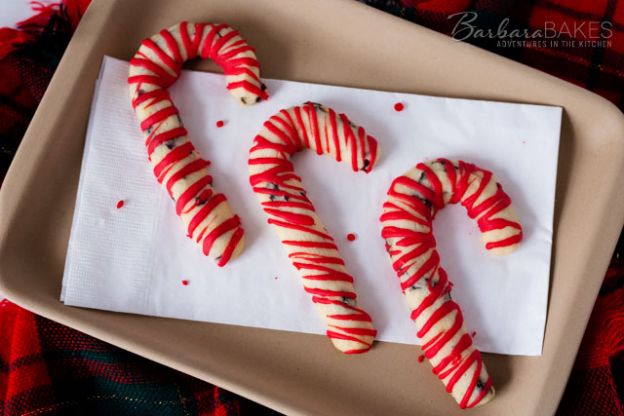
top-left (1, 0), bottom-right (624, 414)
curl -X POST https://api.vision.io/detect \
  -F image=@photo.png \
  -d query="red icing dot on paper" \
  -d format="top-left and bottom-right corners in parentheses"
top-left (116, 200), bottom-right (125, 209)
top-left (182, 280), bottom-right (189, 286)
top-left (346, 233), bottom-right (357, 241)
top-left (394, 102), bottom-right (405, 112)
top-left (216, 120), bottom-right (225, 128)
top-left (418, 354), bottom-right (425, 363)
top-left (471, 331), bottom-right (477, 337)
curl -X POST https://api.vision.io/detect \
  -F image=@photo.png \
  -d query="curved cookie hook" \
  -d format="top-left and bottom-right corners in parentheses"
top-left (249, 102), bottom-right (379, 353)
top-left (129, 22), bottom-right (268, 266)
top-left (380, 158), bottom-right (523, 408)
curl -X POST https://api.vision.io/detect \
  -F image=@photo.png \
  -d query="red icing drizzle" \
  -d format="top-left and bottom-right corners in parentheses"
top-left (116, 200), bottom-right (125, 209)
top-left (181, 279), bottom-right (189, 286)
top-left (346, 233), bottom-right (357, 241)
top-left (216, 120), bottom-right (225, 128)
top-left (380, 158), bottom-right (522, 408)
top-left (418, 354), bottom-right (425, 363)
top-left (249, 103), bottom-right (378, 353)
top-left (394, 102), bottom-right (405, 112)
top-left (129, 22), bottom-right (268, 266)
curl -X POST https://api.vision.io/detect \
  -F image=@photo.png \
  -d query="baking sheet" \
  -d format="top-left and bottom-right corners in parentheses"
top-left (2, 0), bottom-right (623, 414)
top-left (61, 56), bottom-right (561, 356)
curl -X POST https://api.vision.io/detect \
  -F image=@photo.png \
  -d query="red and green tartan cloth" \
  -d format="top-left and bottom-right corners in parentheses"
top-left (1, 0), bottom-right (623, 414)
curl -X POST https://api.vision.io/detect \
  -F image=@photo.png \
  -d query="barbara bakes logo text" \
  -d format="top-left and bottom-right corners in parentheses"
top-left (449, 11), bottom-right (613, 48)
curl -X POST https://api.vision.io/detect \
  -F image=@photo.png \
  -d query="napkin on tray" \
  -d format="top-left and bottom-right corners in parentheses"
top-left (61, 56), bottom-right (561, 356)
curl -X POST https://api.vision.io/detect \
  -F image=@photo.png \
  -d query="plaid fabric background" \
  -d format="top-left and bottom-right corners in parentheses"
top-left (1, 0), bottom-right (623, 415)
top-left (0, 300), bottom-right (274, 415)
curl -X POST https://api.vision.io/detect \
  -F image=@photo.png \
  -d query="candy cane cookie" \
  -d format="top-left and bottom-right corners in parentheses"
top-left (129, 22), bottom-right (268, 266)
top-left (380, 159), bottom-right (523, 408)
top-left (249, 102), bottom-right (379, 353)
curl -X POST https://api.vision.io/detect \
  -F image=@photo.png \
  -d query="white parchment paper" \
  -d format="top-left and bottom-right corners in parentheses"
top-left (61, 56), bottom-right (561, 356)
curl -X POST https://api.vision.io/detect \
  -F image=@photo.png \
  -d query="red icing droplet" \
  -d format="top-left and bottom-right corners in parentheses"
top-left (471, 331), bottom-right (477, 337)
top-left (216, 120), bottom-right (225, 128)
top-left (116, 200), bottom-right (125, 209)
top-left (347, 233), bottom-right (357, 241)
top-left (182, 280), bottom-right (189, 286)
top-left (418, 354), bottom-right (425, 363)
top-left (394, 102), bottom-right (405, 112)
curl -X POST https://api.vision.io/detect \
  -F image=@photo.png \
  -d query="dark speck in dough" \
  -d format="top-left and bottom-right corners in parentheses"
top-left (342, 297), bottom-right (355, 306)
top-left (415, 195), bottom-right (432, 209)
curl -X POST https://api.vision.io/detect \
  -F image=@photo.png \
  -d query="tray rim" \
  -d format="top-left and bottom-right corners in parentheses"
top-left (1, 0), bottom-right (624, 415)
